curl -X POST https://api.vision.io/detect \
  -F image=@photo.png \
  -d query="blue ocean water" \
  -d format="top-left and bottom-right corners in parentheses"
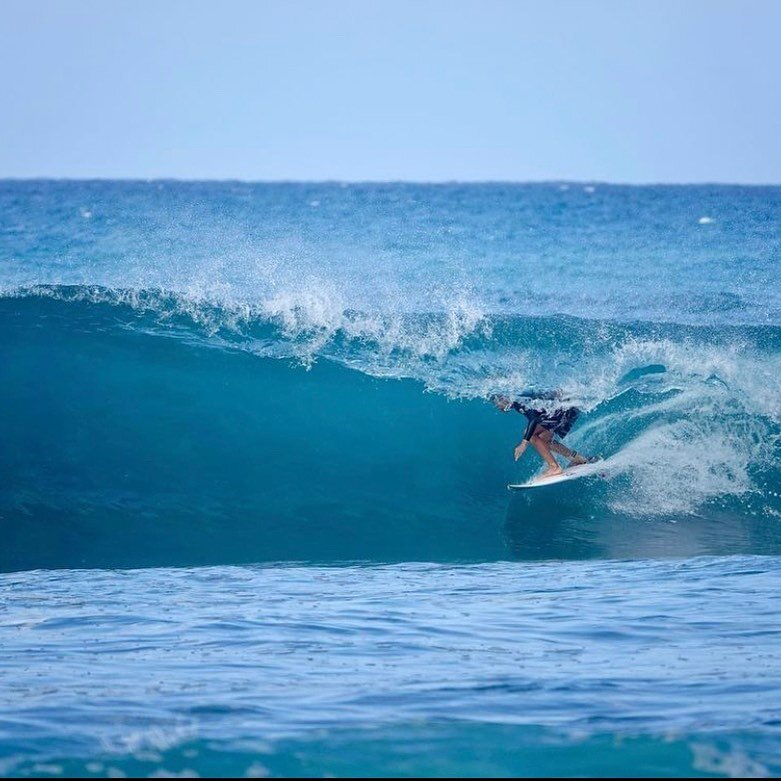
top-left (1, 181), bottom-right (781, 776)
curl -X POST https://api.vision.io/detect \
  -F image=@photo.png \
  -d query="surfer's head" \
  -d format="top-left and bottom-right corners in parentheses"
top-left (491, 394), bottom-right (513, 412)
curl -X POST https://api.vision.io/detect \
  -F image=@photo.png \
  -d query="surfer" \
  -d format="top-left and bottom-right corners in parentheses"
top-left (491, 393), bottom-right (594, 479)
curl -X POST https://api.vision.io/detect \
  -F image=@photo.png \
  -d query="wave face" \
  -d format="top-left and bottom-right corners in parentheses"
top-left (1, 182), bottom-right (781, 569)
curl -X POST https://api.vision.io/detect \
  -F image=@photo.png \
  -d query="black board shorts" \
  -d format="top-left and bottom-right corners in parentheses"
top-left (537, 407), bottom-right (579, 438)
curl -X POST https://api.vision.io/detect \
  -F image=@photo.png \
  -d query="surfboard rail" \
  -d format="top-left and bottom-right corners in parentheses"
top-left (508, 459), bottom-right (608, 491)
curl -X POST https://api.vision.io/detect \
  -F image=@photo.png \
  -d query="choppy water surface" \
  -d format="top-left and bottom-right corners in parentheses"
top-left (2, 557), bottom-right (781, 777)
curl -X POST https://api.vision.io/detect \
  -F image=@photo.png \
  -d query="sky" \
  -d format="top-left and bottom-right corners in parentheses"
top-left (1, 0), bottom-right (779, 183)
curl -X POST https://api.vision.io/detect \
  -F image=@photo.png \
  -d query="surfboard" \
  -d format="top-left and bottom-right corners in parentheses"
top-left (508, 459), bottom-right (607, 491)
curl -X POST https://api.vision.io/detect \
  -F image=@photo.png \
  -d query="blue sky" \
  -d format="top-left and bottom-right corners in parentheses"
top-left (1, 0), bottom-right (779, 182)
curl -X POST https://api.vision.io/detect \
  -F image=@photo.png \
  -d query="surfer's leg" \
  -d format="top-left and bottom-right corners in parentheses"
top-left (550, 439), bottom-right (589, 466)
top-left (531, 429), bottom-right (563, 476)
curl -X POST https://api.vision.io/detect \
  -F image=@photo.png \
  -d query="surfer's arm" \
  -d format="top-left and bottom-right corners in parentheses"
top-left (522, 415), bottom-right (540, 442)
top-left (514, 417), bottom-right (539, 460)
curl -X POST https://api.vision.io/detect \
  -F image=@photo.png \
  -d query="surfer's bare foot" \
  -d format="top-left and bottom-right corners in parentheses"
top-left (541, 465), bottom-right (564, 478)
top-left (569, 454), bottom-right (589, 466)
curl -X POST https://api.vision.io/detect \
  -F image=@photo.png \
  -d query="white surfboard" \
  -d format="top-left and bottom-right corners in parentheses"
top-left (508, 459), bottom-right (608, 491)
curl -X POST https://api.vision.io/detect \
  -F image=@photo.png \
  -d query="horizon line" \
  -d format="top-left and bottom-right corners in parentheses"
top-left (1, 177), bottom-right (779, 187)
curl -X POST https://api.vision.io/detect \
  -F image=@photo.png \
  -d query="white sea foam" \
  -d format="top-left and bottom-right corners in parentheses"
top-left (562, 337), bottom-right (781, 518)
top-left (691, 741), bottom-right (770, 778)
top-left (606, 413), bottom-right (758, 517)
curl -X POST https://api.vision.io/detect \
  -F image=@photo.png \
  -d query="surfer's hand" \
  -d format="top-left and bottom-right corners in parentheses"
top-left (514, 442), bottom-right (527, 461)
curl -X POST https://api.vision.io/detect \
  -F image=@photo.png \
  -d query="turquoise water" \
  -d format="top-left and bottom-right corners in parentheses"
top-left (1, 181), bottom-right (781, 776)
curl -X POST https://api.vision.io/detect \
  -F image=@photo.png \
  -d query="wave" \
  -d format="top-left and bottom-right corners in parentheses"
top-left (5, 721), bottom-right (778, 778)
top-left (1, 286), bottom-right (780, 570)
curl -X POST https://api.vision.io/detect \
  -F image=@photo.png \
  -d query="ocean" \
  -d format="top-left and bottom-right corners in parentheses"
top-left (1, 181), bottom-right (780, 776)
